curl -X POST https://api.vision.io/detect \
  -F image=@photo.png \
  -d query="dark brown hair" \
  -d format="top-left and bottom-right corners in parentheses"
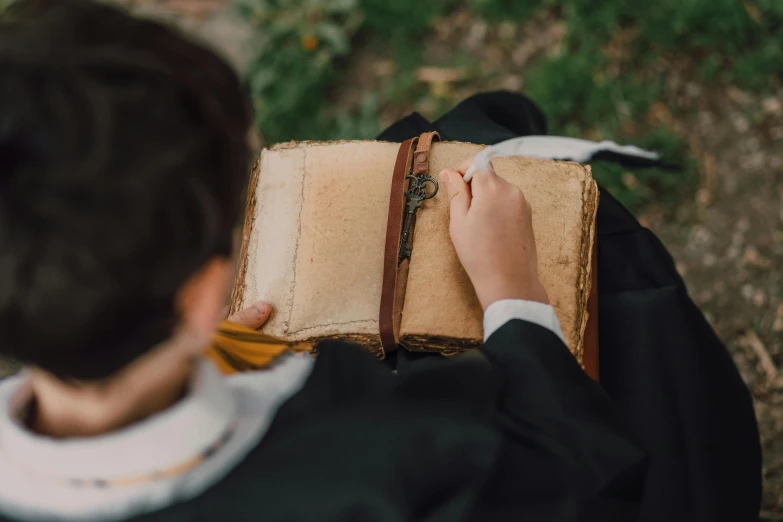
top-left (0, 0), bottom-right (253, 379)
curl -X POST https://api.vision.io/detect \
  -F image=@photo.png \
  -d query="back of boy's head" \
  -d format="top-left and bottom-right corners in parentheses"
top-left (0, 0), bottom-right (253, 380)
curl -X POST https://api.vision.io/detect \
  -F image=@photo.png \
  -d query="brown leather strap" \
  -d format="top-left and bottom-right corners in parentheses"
top-left (379, 132), bottom-right (441, 356)
top-left (379, 138), bottom-right (417, 355)
top-left (412, 131), bottom-right (440, 175)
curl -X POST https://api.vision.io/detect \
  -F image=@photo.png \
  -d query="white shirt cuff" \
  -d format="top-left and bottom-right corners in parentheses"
top-left (483, 299), bottom-right (566, 344)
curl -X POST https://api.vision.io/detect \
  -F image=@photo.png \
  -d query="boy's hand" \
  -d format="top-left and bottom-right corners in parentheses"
top-left (226, 300), bottom-right (272, 329)
top-left (439, 161), bottom-right (549, 311)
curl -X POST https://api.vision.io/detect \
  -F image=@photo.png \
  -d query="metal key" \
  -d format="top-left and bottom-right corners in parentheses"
top-left (398, 173), bottom-right (438, 263)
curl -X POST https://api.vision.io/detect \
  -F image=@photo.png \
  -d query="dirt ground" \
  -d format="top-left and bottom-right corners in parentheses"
top-left (645, 85), bottom-right (783, 517)
top-left (4, 0), bottom-right (782, 517)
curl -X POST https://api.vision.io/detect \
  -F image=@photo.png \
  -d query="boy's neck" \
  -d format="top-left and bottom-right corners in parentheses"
top-left (24, 335), bottom-right (202, 439)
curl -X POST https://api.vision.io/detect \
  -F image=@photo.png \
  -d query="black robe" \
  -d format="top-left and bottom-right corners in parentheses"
top-left (120, 321), bottom-right (647, 522)
top-left (376, 91), bottom-right (761, 521)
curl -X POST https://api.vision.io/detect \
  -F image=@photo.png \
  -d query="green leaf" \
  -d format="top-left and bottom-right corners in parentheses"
top-left (315, 22), bottom-right (351, 55)
top-left (324, 0), bottom-right (359, 13)
top-left (249, 66), bottom-right (278, 92)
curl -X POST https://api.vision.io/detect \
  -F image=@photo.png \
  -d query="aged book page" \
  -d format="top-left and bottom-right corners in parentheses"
top-left (234, 141), bottom-right (401, 351)
top-left (400, 143), bottom-right (598, 360)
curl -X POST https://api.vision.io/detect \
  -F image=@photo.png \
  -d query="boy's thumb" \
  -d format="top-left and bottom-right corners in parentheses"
top-left (439, 169), bottom-right (470, 219)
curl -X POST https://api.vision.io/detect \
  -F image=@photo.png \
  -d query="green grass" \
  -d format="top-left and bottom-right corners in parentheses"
top-left (236, 0), bottom-right (782, 211)
top-left (0, 0), bottom-right (14, 15)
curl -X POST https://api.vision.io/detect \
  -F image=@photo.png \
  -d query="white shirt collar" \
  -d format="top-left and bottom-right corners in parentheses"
top-left (0, 360), bottom-right (235, 482)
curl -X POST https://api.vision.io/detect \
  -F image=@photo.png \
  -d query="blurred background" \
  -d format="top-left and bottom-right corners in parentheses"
top-left (5, 0), bottom-right (783, 517)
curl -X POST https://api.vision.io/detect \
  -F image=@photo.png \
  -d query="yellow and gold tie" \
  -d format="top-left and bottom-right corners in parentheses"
top-left (205, 321), bottom-right (312, 375)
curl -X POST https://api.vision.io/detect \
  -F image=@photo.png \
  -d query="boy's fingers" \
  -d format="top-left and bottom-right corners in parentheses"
top-left (461, 156), bottom-right (496, 183)
top-left (468, 165), bottom-right (500, 200)
top-left (457, 157), bottom-right (473, 175)
top-left (439, 169), bottom-right (471, 219)
top-left (227, 301), bottom-right (272, 330)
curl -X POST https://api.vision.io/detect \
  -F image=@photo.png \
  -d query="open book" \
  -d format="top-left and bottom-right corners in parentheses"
top-left (230, 140), bottom-right (598, 367)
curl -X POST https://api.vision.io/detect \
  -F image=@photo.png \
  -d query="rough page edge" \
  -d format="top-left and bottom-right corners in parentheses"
top-left (270, 139), bottom-right (483, 151)
top-left (228, 155), bottom-right (262, 315)
top-left (571, 165), bottom-right (599, 365)
top-left (311, 334), bottom-right (383, 358)
top-left (400, 334), bottom-right (482, 355)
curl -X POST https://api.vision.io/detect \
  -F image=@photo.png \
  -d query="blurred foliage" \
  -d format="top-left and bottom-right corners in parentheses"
top-left (235, 0), bottom-right (363, 140)
top-left (471, 0), bottom-right (783, 91)
top-left (359, 0), bottom-right (453, 38)
top-left (589, 130), bottom-right (696, 211)
top-left (236, 0), bottom-right (781, 210)
top-left (471, 0), bottom-right (551, 21)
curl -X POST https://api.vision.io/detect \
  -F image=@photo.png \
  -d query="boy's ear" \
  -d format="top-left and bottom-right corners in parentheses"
top-left (176, 257), bottom-right (233, 342)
